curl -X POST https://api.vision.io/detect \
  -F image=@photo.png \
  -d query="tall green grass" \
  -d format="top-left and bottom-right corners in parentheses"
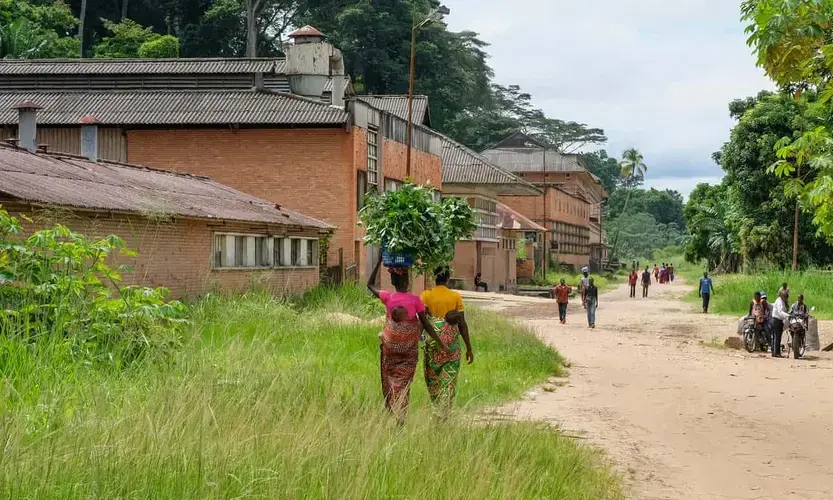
top-left (0, 286), bottom-right (622, 499)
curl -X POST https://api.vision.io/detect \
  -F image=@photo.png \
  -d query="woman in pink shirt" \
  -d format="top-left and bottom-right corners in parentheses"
top-left (367, 255), bottom-right (448, 421)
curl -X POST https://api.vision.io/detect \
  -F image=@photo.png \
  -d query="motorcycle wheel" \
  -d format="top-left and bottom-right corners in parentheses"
top-left (794, 333), bottom-right (806, 359)
top-left (743, 329), bottom-right (757, 353)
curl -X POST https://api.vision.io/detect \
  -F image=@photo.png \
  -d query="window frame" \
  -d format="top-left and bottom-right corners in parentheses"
top-left (367, 126), bottom-right (379, 188)
top-left (211, 233), bottom-right (321, 270)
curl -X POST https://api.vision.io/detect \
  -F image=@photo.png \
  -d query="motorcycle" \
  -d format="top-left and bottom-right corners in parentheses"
top-left (787, 307), bottom-right (815, 359)
top-left (742, 316), bottom-right (770, 353)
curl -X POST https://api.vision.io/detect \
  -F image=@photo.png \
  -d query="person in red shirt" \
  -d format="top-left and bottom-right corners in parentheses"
top-left (553, 278), bottom-right (572, 324)
top-left (628, 268), bottom-right (638, 298)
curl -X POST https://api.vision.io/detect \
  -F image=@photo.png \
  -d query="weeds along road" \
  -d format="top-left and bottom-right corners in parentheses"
top-left (468, 281), bottom-right (833, 500)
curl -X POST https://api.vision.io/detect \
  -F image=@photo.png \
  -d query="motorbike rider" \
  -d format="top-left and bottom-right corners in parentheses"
top-left (791, 294), bottom-right (809, 320)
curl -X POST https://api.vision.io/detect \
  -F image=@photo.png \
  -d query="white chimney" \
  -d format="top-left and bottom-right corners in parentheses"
top-left (285, 25), bottom-right (345, 102)
top-left (79, 115), bottom-right (100, 161)
top-left (12, 100), bottom-right (41, 152)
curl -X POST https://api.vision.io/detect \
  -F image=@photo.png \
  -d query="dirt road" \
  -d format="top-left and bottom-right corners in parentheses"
top-left (476, 281), bottom-right (833, 499)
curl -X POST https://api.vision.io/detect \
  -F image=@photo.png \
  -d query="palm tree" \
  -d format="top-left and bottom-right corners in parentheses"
top-left (608, 148), bottom-right (647, 265)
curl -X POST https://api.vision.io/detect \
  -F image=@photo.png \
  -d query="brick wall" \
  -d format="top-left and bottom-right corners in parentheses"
top-left (126, 128), bottom-right (355, 269)
top-left (2, 202), bottom-right (320, 299)
top-left (381, 138), bottom-right (442, 188)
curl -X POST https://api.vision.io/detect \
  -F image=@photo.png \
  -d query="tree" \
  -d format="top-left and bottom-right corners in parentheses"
top-left (606, 188), bottom-right (685, 228)
top-left (607, 148), bottom-right (647, 263)
top-left (743, 0), bottom-right (833, 258)
top-left (0, 0), bottom-right (80, 58)
top-left (684, 183), bottom-right (743, 272)
top-left (604, 212), bottom-right (683, 262)
top-left (93, 19), bottom-right (180, 58)
top-left (581, 150), bottom-right (621, 196)
top-left (138, 34), bottom-right (179, 57)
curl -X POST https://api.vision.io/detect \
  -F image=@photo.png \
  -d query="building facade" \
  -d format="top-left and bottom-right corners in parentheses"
top-left (0, 29), bottom-right (442, 293)
top-left (482, 132), bottom-right (608, 270)
top-left (0, 130), bottom-right (332, 299)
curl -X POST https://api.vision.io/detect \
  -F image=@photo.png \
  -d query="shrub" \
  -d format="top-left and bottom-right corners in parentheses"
top-left (0, 206), bottom-right (185, 363)
top-left (138, 34), bottom-right (179, 58)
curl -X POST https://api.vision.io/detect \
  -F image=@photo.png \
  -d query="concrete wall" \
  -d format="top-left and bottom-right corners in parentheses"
top-left (2, 202), bottom-right (320, 299)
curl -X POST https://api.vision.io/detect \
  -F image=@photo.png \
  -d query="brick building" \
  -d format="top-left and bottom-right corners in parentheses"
top-left (0, 28), bottom-right (442, 292)
top-left (0, 118), bottom-right (332, 299)
top-left (482, 132), bottom-right (608, 270)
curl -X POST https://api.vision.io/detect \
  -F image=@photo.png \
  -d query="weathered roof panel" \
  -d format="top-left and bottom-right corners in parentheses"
top-left (0, 58), bottom-right (286, 75)
top-left (0, 90), bottom-right (348, 126)
top-left (0, 143), bottom-right (332, 229)
top-left (356, 95), bottom-right (429, 125)
top-left (497, 203), bottom-right (546, 232)
top-left (441, 135), bottom-right (540, 195)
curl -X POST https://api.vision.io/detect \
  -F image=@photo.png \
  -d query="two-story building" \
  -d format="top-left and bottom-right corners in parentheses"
top-left (482, 132), bottom-right (608, 270)
top-left (0, 27), bottom-right (442, 292)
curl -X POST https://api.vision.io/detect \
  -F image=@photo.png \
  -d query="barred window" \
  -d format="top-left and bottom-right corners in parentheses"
top-left (367, 126), bottom-right (379, 187)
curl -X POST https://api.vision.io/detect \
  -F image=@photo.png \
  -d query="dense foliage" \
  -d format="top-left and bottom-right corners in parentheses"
top-left (358, 184), bottom-right (476, 274)
top-left (0, 206), bottom-right (185, 363)
top-left (2, 0), bottom-right (612, 157)
top-left (741, 1), bottom-right (833, 248)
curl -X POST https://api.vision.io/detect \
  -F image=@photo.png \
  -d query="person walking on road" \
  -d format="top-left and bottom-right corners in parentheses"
top-left (579, 267), bottom-right (590, 309)
top-left (554, 278), bottom-right (572, 324)
top-left (628, 268), bottom-right (638, 298)
top-left (641, 267), bottom-right (651, 298)
top-left (653, 264), bottom-right (659, 283)
top-left (699, 272), bottom-right (714, 313)
top-left (585, 278), bottom-right (599, 329)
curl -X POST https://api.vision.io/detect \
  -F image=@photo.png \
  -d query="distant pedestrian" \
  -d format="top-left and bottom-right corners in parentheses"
top-left (628, 268), bottom-right (638, 298)
top-left (579, 267), bottom-right (590, 309)
top-left (669, 263), bottom-right (676, 282)
top-left (660, 264), bottom-right (668, 284)
top-left (778, 282), bottom-right (789, 298)
top-left (474, 273), bottom-right (489, 292)
top-left (653, 264), bottom-right (659, 283)
top-left (699, 272), bottom-right (714, 313)
top-left (554, 278), bottom-right (572, 324)
top-left (642, 267), bottom-right (651, 298)
top-left (585, 278), bottom-right (599, 328)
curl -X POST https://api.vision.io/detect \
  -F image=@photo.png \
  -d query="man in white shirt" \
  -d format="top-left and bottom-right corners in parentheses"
top-left (771, 291), bottom-right (789, 358)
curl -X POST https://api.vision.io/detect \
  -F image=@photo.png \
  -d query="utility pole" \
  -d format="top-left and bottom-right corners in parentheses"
top-left (792, 165), bottom-right (800, 271)
top-left (542, 148), bottom-right (548, 278)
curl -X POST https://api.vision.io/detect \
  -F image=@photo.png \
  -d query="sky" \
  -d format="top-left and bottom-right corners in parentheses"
top-left (442, 0), bottom-right (776, 198)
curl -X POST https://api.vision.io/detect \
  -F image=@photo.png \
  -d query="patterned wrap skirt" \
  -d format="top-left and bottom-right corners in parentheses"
top-left (423, 318), bottom-right (462, 404)
top-left (379, 318), bottom-right (421, 413)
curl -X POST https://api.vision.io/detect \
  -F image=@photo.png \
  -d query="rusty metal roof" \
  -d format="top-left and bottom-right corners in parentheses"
top-left (0, 143), bottom-right (332, 229)
top-left (356, 95), bottom-right (429, 125)
top-left (289, 26), bottom-right (325, 38)
top-left (441, 135), bottom-right (540, 195)
top-left (497, 203), bottom-right (546, 232)
top-left (0, 58), bottom-right (286, 75)
top-left (0, 90), bottom-right (348, 126)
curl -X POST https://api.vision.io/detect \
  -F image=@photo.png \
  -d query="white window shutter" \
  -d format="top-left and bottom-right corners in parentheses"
top-left (266, 238), bottom-right (275, 266)
top-left (282, 238), bottom-right (291, 266)
top-left (300, 239), bottom-right (309, 266)
top-left (246, 236), bottom-right (256, 266)
top-left (224, 235), bottom-right (235, 267)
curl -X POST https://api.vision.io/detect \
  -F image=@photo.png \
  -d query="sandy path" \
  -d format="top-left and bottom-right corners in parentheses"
top-left (481, 281), bottom-right (833, 499)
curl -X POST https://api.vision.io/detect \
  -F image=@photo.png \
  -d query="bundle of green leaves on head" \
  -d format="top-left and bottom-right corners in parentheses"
top-left (358, 183), bottom-right (476, 275)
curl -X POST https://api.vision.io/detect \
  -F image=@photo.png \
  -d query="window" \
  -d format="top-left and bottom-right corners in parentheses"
top-left (385, 178), bottom-right (403, 192)
top-left (357, 170), bottom-right (368, 211)
top-left (291, 238), bottom-right (302, 266)
top-left (214, 234), bottom-right (224, 268)
top-left (212, 234), bottom-right (319, 269)
top-left (274, 237), bottom-right (285, 266)
top-left (306, 239), bottom-right (318, 266)
top-left (367, 126), bottom-right (379, 187)
top-left (432, 190), bottom-right (442, 203)
top-left (234, 236), bottom-right (246, 267)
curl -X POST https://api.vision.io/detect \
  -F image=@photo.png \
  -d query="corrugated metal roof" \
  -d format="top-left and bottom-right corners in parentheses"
top-left (0, 143), bottom-right (332, 229)
top-left (480, 148), bottom-right (587, 173)
top-left (0, 90), bottom-right (348, 126)
top-left (0, 58), bottom-right (286, 75)
top-left (497, 203), bottom-right (546, 232)
top-left (356, 95), bottom-right (429, 125)
top-left (441, 135), bottom-right (539, 195)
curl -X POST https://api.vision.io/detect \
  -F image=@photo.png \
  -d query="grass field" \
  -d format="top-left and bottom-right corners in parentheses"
top-left (0, 285), bottom-right (623, 499)
top-left (647, 249), bottom-right (833, 320)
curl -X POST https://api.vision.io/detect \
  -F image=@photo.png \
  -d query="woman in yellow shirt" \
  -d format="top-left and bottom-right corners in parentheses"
top-left (420, 267), bottom-right (474, 411)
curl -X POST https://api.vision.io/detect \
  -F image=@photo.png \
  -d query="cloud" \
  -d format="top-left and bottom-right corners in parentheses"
top-left (443, 0), bottom-right (775, 196)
